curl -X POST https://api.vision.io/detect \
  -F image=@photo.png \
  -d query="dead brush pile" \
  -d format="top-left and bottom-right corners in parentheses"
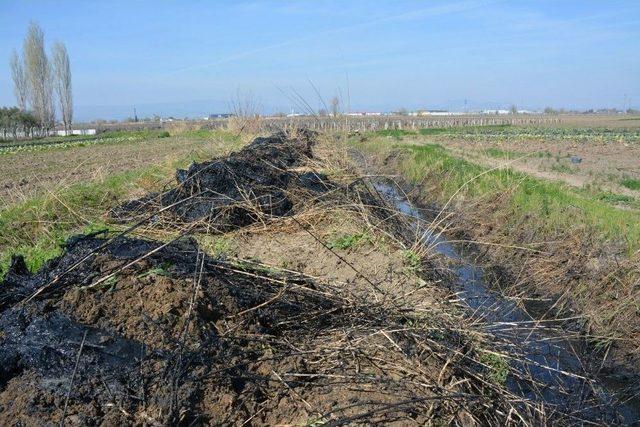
top-left (110, 129), bottom-right (333, 231)
top-left (0, 232), bottom-right (528, 425)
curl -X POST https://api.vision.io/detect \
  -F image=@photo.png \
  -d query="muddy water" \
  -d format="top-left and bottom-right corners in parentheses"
top-left (373, 181), bottom-right (640, 425)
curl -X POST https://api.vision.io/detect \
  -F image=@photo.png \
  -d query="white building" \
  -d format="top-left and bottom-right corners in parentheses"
top-left (55, 129), bottom-right (97, 136)
top-left (481, 109), bottom-right (510, 115)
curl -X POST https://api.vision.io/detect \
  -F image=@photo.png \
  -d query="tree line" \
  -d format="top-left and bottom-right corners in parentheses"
top-left (0, 107), bottom-right (39, 140)
top-left (4, 22), bottom-right (73, 138)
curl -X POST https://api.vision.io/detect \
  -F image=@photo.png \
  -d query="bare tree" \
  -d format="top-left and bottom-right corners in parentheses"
top-left (509, 104), bottom-right (518, 115)
top-left (51, 41), bottom-right (73, 132)
top-left (24, 22), bottom-right (54, 130)
top-left (228, 89), bottom-right (262, 134)
top-left (10, 50), bottom-right (29, 111)
top-left (330, 97), bottom-right (340, 117)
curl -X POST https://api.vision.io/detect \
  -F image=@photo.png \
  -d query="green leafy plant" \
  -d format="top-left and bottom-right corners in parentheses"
top-left (480, 352), bottom-right (509, 385)
top-left (327, 232), bottom-right (370, 250)
top-left (403, 249), bottom-right (421, 268)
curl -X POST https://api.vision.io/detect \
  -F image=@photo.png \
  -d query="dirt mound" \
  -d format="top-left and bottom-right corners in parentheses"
top-left (111, 130), bottom-right (333, 230)
top-left (0, 232), bottom-right (517, 425)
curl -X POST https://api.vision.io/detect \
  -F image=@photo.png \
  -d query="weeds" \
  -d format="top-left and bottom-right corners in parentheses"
top-left (353, 140), bottom-right (640, 252)
top-left (418, 124), bottom-right (513, 137)
top-left (597, 192), bottom-right (635, 205)
top-left (483, 148), bottom-right (551, 159)
top-left (200, 235), bottom-right (235, 256)
top-left (403, 249), bottom-right (421, 268)
top-left (621, 177), bottom-right (640, 191)
top-left (137, 262), bottom-right (172, 279)
top-left (375, 129), bottom-right (416, 140)
top-left (550, 163), bottom-right (575, 174)
top-left (480, 352), bottom-right (509, 385)
top-left (327, 232), bottom-right (370, 250)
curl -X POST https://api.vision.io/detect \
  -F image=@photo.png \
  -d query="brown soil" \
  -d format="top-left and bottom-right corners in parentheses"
top-left (0, 134), bottom-right (238, 207)
top-left (538, 114), bottom-right (640, 129)
top-left (0, 224), bottom-right (508, 426)
top-left (438, 137), bottom-right (640, 200)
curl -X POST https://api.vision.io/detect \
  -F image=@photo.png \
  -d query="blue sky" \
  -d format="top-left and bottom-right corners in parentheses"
top-left (1, 0), bottom-right (639, 120)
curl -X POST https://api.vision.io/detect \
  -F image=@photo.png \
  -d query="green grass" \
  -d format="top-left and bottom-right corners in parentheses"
top-left (483, 148), bottom-right (551, 159)
top-left (180, 128), bottom-right (242, 142)
top-left (351, 137), bottom-right (640, 253)
top-left (199, 235), bottom-right (235, 256)
top-left (550, 163), bottom-right (575, 174)
top-left (0, 167), bottom-right (156, 276)
top-left (402, 249), bottom-right (421, 269)
top-left (419, 124), bottom-right (513, 137)
top-left (621, 178), bottom-right (640, 191)
top-left (327, 233), bottom-right (370, 250)
top-left (0, 150), bottom-right (215, 279)
top-left (595, 192), bottom-right (640, 209)
top-left (484, 148), bottom-right (519, 159)
top-left (99, 129), bottom-right (171, 139)
top-left (375, 129), bottom-right (417, 139)
top-left (418, 127), bottom-right (454, 136)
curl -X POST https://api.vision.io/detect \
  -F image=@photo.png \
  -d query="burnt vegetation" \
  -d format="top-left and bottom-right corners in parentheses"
top-left (0, 129), bottom-right (635, 425)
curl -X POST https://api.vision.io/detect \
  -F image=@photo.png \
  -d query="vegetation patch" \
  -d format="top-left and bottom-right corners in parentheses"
top-left (403, 249), bottom-right (421, 268)
top-left (596, 192), bottom-right (636, 205)
top-left (550, 163), bottom-right (575, 174)
top-left (179, 128), bottom-right (242, 142)
top-left (0, 153), bottom-right (208, 279)
top-left (480, 352), bottom-right (509, 385)
top-left (351, 138), bottom-right (640, 253)
top-left (419, 124), bottom-right (512, 137)
top-left (374, 129), bottom-right (416, 139)
top-left (327, 232), bottom-right (371, 250)
top-left (621, 177), bottom-right (640, 191)
top-left (417, 125), bottom-right (640, 144)
top-left (483, 147), bottom-right (551, 159)
top-left (200, 235), bottom-right (235, 256)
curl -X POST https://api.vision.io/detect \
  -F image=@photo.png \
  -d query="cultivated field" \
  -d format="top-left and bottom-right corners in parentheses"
top-left (1, 118), bottom-right (640, 424)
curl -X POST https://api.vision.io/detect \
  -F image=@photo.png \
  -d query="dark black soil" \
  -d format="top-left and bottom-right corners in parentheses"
top-left (0, 232), bottom-right (517, 426)
top-left (110, 130), bottom-right (333, 231)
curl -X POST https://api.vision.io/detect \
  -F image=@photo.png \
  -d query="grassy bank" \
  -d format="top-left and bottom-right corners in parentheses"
top-left (0, 129), bottom-right (244, 278)
top-left (355, 136), bottom-right (640, 253)
top-left (350, 133), bottom-right (640, 361)
top-left (1, 161), bottom-right (170, 277)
